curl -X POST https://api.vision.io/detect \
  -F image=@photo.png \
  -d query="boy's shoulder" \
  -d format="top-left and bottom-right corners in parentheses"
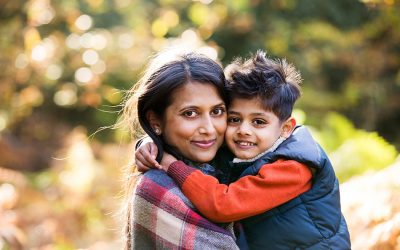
top-left (246, 126), bottom-right (325, 175)
top-left (275, 125), bottom-right (321, 162)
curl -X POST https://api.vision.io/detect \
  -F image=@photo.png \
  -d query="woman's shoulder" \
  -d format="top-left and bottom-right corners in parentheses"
top-left (138, 169), bottom-right (176, 187)
top-left (134, 169), bottom-right (197, 210)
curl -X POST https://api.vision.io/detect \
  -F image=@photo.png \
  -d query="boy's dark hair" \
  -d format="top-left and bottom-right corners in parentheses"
top-left (224, 50), bottom-right (302, 122)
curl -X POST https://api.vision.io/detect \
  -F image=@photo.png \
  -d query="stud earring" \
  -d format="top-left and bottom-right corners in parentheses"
top-left (154, 127), bottom-right (161, 135)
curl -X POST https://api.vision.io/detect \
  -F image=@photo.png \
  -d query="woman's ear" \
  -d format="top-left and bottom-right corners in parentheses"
top-left (281, 117), bottom-right (296, 138)
top-left (146, 111), bottom-right (162, 135)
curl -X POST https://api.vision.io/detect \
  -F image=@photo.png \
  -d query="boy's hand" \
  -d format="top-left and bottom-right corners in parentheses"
top-left (135, 142), bottom-right (162, 172)
top-left (160, 152), bottom-right (177, 172)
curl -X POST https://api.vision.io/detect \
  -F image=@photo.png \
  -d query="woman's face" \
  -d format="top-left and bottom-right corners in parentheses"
top-left (157, 82), bottom-right (227, 163)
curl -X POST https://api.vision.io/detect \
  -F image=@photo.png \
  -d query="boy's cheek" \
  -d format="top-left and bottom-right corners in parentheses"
top-left (224, 127), bottom-right (235, 145)
top-left (224, 127), bottom-right (233, 139)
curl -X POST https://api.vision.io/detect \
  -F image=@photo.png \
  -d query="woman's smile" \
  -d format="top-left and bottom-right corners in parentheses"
top-left (191, 139), bottom-right (217, 149)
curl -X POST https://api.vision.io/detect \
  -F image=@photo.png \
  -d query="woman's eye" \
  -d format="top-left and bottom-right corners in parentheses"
top-left (228, 117), bottom-right (241, 123)
top-left (211, 107), bottom-right (226, 116)
top-left (182, 110), bottom-right (198, 118)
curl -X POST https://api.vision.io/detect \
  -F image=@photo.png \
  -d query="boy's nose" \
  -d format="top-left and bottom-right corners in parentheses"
top-left (237, 122), bottom-right (252, 136)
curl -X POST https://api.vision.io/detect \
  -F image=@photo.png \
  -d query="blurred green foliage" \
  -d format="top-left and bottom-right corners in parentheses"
top-left (308, 112), bottom-right (398, 182)
top-left (0, 0), bottom-right (400, 148)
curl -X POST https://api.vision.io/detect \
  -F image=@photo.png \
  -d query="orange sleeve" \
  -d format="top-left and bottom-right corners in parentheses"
top-left (167, 159), bottom-right (312, 223)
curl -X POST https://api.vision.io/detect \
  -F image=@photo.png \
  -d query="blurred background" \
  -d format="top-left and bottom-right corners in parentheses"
top-left (0, 0), bottom-right (399, 249)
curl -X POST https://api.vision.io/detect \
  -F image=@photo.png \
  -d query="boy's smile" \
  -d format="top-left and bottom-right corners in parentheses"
top-left (225, 98), bottom-right (290, 160)
top-left (234, 140), bottom-right (256, 147)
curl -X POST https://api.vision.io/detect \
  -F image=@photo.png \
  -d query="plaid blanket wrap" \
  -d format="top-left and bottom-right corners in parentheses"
top-left (128, 169), bottom-right (239, 250)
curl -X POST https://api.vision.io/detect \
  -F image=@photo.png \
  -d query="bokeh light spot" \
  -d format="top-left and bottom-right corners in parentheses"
top-left (75, 67), bottom-right (93, 83)
top-left (28, 0), bottom-right (55, 26)
top-left (181, 29), bottom-right (199, 43)
top-left (163, 10), bottom-right (179, 27)
top-left (82, 49), bottom-right (99, 65)
top-left (75, 14), bottom-right (93, 31)
top-left (66, 33), bottom-right (81, 49)
top-left (46, 64), bottom-right (63, 80)
top-left (92, 33), bottom-right (108, 50)
top-left (54, 87), bottom-right (78, 106)
top-left (79, 33), bottom-right (94, 48)
top-left (31, 44), bottom-right (47, 61)
top-left (15, 54), bottom-right (30, 69)
top-left (151, 19), bottom-right (168, 38)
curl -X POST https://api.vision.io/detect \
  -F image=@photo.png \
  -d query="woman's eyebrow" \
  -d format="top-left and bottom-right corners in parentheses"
top-left (178, 106), bottom-right (198, 112)
top-left (212, 102), bottom-right (226, 108)
top-left (178, 102), bottom-right (225, 112)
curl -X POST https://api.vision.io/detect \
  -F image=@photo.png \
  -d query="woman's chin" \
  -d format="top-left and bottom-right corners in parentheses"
top-left (188, 152), bottom-right (216, 163)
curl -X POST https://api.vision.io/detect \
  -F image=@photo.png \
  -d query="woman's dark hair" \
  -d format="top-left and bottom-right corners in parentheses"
top-left (123, 50), bottom-right (227, 162)
top-left (224, 50), bottom-right (302, 122)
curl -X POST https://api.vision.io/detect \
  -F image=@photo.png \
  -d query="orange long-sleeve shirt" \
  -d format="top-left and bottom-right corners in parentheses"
top-left (167, 159), bottom-right (313, 223)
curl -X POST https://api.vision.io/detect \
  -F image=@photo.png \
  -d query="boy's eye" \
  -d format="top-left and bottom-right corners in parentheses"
top-left (228, 116), bottom-right (241, 123)
top-left (211, 107), bottom-right (226, 116)
top-left (253, 119), bottom-right (267, 125)
top-left (182, 110), bottom-right (198, 118)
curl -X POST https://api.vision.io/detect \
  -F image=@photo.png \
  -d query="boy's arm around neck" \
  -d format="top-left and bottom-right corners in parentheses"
top-left (167, 159), bottom-right (313, 223)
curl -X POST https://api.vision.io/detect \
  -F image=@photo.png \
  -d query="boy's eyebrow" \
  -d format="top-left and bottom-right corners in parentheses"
top-left (228, 110), bottom-right (241, 115)
top-left (228, 110), bottom-right (267, 117)
top-left (251, 112), bottom-right (268, 116)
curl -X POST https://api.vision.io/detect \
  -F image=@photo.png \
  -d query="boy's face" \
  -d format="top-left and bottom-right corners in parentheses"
top-left (225, 98), bottom-right (289, 160)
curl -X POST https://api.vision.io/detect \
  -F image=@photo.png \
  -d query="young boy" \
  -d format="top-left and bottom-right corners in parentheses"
top-left (136, 51), bottom-right (351, 249)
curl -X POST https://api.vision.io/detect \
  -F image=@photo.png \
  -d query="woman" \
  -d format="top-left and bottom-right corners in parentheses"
top-left (122, 49), bottom-right (239, 249)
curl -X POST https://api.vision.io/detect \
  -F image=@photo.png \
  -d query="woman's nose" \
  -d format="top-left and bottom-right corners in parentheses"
top-left (198, 115), bottom-right (215, 134)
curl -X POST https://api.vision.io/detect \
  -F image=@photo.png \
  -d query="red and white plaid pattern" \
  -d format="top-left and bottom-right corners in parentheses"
top-left (128, 169), bottom-right (238, 250)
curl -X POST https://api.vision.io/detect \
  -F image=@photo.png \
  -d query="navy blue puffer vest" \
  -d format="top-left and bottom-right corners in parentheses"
top-left (238, 126), bottom-right (351, 250)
